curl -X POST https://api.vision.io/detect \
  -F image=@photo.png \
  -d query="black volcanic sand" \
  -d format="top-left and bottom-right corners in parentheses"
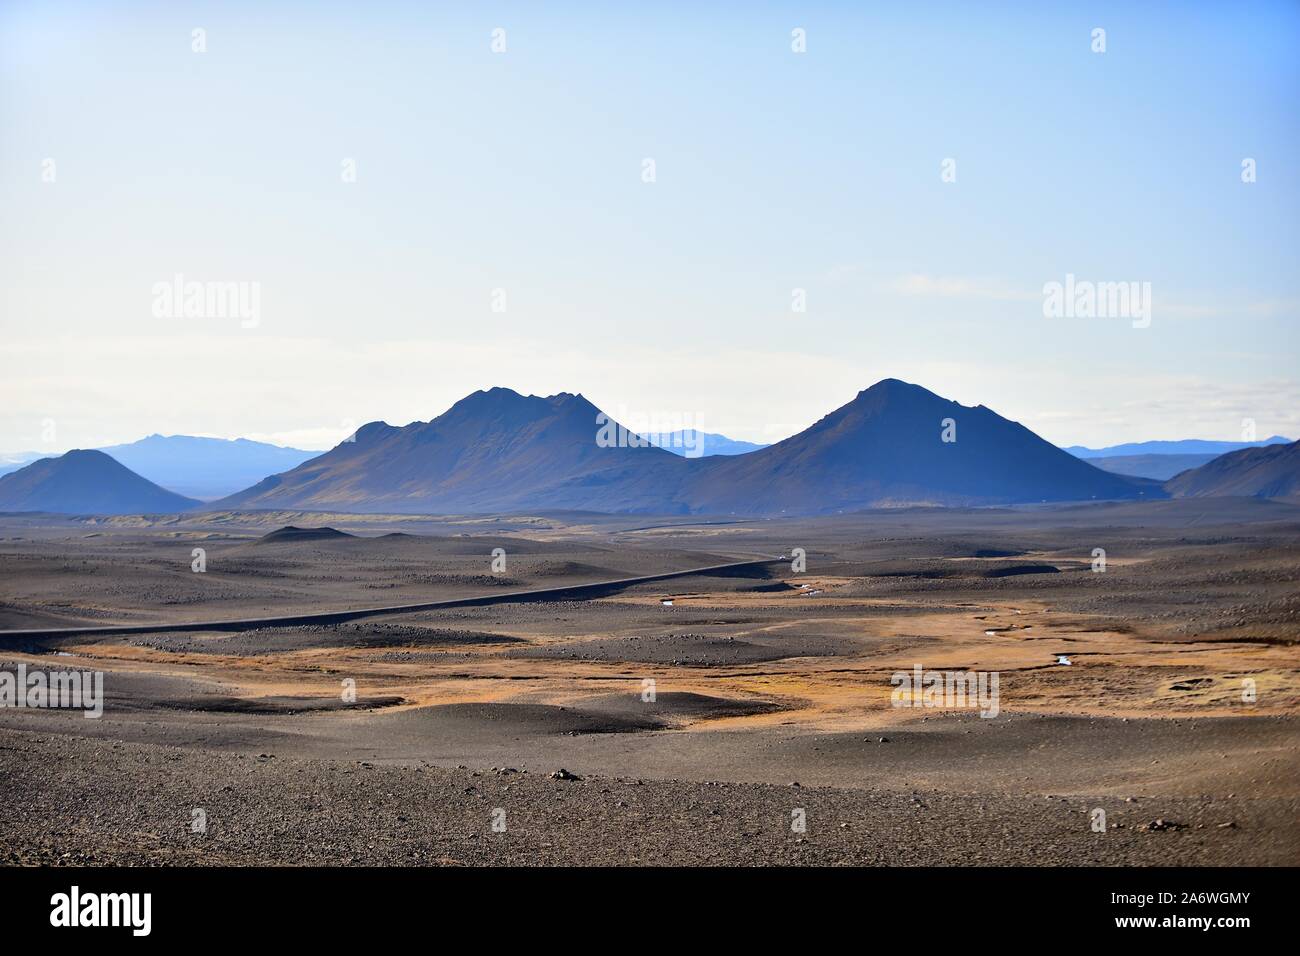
top-left (0, 525), bottom-right (736, 630)
top-left (506, 630), bottom-right (851, 665)
top-left (0, 664), bottom-right (403, 717)
top-left (382, 584), bottom-right (942, 635)
top-left (0, 677), bottom-right (780, 741)
top-left (358, 693), bottom-right (785, 740)
top-left (1, 718), bottom-right (1295, 866)
top-left (363, 702), bottom-right (669, 736)
top-left (143, 693), bottom-right (406, 715)
top-left (3, 644), bottom-right (1294, 807)
top-left (124, 623), bottom-right (525, 655)
top-left (1, 499), bottom-right (1299, 866)
top-left (578, 690), bottom-right (783, 722)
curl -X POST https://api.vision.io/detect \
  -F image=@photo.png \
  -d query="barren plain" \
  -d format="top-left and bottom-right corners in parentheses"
top-left (1, 498), bottom-right (1297, 865)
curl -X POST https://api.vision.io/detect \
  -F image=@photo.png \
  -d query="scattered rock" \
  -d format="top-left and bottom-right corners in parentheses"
top-left (1141, 818), bottom-right (1185, 832)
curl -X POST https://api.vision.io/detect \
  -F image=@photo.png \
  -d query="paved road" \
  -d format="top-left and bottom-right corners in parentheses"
top-left (0, 555), bottom-right (782, 640)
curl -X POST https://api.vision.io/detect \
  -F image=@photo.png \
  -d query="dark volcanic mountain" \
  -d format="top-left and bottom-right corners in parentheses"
top-left (215, 388), bottom-right (689, 514)
top-left (1164, 440), bottom-right (1300, 499)
top-left (216, 380), bottom-right (1157, 515)
top-left (0, 449), bottom-right (199, 514)
top-left (686, 379), bottom-right (1159, 513)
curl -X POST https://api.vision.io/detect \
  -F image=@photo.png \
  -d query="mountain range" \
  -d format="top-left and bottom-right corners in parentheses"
top-left (100, 435), bottom-right (323, 499)
top-left (1065, 436), bottom-right (1293, 458)
top-left (1084, 453), bottom-right (1222, 481)
top-left (642, 431), bottom-right (769, 457)
top-left (4, 381), bottom-right (1296, 516)
top-left (1062, 436), bottom-right (1294, 481)
top-left (212, 380), bottom-right (1158, 514)
top-left (0, 435), bottom-right (323, 499)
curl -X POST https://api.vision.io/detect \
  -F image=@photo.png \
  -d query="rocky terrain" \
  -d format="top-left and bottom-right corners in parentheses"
top-left (1, 498), bottom-right (1297, 866)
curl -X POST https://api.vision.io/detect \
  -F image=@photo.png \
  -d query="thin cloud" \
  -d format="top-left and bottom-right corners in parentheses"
top-left (889, 274), bottom-right (1039, 302)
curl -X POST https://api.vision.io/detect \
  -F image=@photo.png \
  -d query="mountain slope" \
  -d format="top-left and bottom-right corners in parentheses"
top-left (217, 381), bottom-right (1158, 515)
top-left (1164, 440), bottom-right (1300, 498)
top-left (0, 450), bottom-right (200, 514)
top-left (100, 435), bottom-right (323, 500)
top-left (1087, 453), bottom-right (1219, 480)
top-left (683, 379), bottom-right (1159, 513)
top-left (0, 452), bottom-right (46, 478)
top-left (215, 388), bottom-right (690, 514)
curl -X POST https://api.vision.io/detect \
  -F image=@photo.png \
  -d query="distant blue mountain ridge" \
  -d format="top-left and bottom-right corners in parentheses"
top-left (1064, 436), bottom-right (1292, 458)
top-left (641, 430), bottom-right (769, 457)
top-left (0, 434), bottom-right (323, 500)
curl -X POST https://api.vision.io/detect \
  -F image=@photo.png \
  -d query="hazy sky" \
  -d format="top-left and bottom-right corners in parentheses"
top-left (2, 1), bottom-right (1298, 453)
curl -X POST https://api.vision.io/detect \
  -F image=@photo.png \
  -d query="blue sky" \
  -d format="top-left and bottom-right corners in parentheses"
top-left (2, 0), bottom-right (1297, 452)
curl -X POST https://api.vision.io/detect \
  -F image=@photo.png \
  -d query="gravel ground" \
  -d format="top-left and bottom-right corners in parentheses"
top-left (1, 728), bottom-right (1294, 867)
top-left (3, 502), bottom-right (1297, 868)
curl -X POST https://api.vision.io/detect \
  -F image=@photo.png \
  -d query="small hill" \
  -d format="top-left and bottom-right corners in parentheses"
top-left (255, 526), bottom-right (355, 544)
top-left (0, 449), bottom-right (199, 514)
